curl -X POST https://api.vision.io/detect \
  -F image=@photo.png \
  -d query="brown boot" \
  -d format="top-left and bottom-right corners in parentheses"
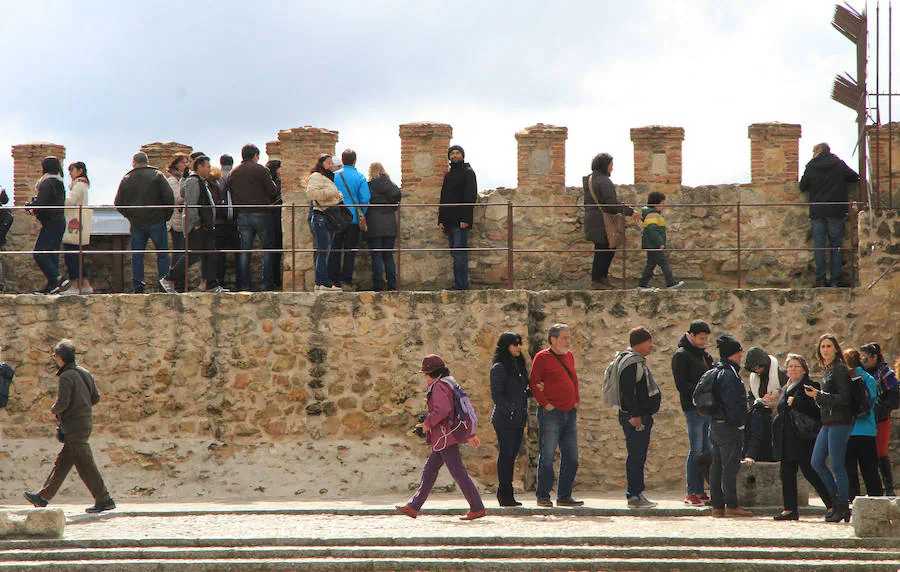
top-left (711, 508), bottom-right (725, 518)
top-left (591, 278), bottom-right (613, 290)
top-left (725, 507), bottom-right (754, 517)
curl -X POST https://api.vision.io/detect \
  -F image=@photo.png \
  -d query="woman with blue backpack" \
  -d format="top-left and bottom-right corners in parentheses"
top-left (396, 354), bottom-right (485, 521)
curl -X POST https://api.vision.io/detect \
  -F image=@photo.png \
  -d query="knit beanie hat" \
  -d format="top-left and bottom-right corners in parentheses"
top-left (716, 335), bottom-right (743, 359)
top-left (744, 347), bottom-right (770, 370)
top-left (629, 327), bottom-right (652, 348)
top-left (447, 145), bottom-right (465, 159)
top-left (420, 354), bottom-right (446, 374)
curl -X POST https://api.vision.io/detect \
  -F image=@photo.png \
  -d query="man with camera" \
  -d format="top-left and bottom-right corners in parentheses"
top-left (24, 339), bottom-right (115, 513)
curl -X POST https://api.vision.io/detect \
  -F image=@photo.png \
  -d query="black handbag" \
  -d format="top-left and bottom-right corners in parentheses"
top-left (316, 201), bottom-right (353, 233)
top-left (789, 408), bottom-right (821, 441)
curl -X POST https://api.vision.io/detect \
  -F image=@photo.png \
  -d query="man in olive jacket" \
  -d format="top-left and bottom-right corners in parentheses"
top-left (115, 152), bottom-right (176, 292)
top-left (25, 339), bottom-right (115, 513)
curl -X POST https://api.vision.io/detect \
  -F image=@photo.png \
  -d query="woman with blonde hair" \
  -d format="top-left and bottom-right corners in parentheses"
top-left (306, 155), bottom-right (343, 291)
top-left (365, 162), bottom-right (401, 291)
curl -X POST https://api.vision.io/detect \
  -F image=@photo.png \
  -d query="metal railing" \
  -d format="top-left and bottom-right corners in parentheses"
top-left (0, 200), bottom-right (872, 293)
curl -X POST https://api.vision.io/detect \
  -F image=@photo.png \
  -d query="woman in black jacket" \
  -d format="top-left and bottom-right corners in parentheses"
top-left (490, 332), bottom-right (530, 507)
top-left (805, 334), bottom-right (854, 522)
top-left (28, 157), bottom-right (68, 294)
top-left (582, 153), bottom-right (641, 290)
top-left (366, 163), bottom-right (401, 291)
top-left (772, 354), bottom-right (832, 520)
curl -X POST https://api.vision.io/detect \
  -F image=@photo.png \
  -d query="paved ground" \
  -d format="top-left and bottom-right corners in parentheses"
top-left (2, 494), bottom-right (854, 543)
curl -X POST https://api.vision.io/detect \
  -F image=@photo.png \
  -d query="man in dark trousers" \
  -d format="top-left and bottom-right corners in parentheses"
top-left (616, 327), bottom-right (662, 508)
top-left (227, 144), bottom-right (279, 291)
top-left (438, 145), bottom-right (477, 290)
top-left (671, 319), bottom-right (714, 506)
top-left (529, 324), bottom-right (583, 508)
top-left (798, 142), bottom-right (859, 287)
top-left (114, 152), bottom-right (176, 293)
top-left (709, 334), bottom-right (752, 518)
top-left (24, 339), bottom-right (115, 513)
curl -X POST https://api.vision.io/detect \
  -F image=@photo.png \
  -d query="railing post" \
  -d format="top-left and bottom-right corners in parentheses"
top-left (290, 203), bottom-right (296, 292)
top-left (77, 205), bottom-right (84, 287)
top-left (507, 201), bottom-right (514, 290)
top-left (183, 208), bottom-right (189, 290)
top-left (736, 201), bottom-right (742, 288)
top-left (621, 219), bottom-right (627, 290)
top-left (395, 203), bottom-right (402, 291)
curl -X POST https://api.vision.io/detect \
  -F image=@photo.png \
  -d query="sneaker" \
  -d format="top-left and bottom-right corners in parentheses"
top-left (395, 504), bottom-right (418, 519)
top-left (536, 497), bottom-right (553, 507)
top-left (684, 494), bottom-right (704, 506)
top-left (80, 286), bottom-right (94, 295)
top-left (134, 283), bottom-right (146, 294)
top-left (208, 286), bottom-right (228, 293)
top-left (627, 494), bottom-right (658, 509)
top-left (24, 491), bottom-right (48, 508)
top-left (667, 281), bottom-right (685, 289)
top-left (85, 497), bottom-right (116, 514)
top-left (637, 286), bottom-right (657, 292)
top-left (556, 497), bottom-right (585, 507)
top-left (698, 492), bottom-right (710, 501)
top-left (159, 278), bottom-right (177, 294)
top-left (57, 278), bottom-right (70, 292)
top-left (59, 287), bottom-right (80, 296)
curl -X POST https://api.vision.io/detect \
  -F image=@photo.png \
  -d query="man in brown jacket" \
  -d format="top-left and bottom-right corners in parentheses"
top-left (25, 339), bottom-right (115, 513)
top-left (227, 144), bottom-right (279, 291)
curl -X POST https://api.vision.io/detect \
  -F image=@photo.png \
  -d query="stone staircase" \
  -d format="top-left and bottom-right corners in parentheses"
top-left (2, 535), bottom-right (899, 571)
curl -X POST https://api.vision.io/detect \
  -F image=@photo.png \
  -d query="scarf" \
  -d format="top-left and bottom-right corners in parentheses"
top-left (35, 173), bottom-right (64, 193)
top-left (69, 176), bottom-right (88, 191)
top-left (749, 354), bottom-right (781, 402)
top-left (621, 349), bottom-right (661, 398)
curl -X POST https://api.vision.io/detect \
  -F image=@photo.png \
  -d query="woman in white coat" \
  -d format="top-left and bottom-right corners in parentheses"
top-left (60, 162), bottom-right (93, 295)
top-left (306, 154), bottom-right (343, 291)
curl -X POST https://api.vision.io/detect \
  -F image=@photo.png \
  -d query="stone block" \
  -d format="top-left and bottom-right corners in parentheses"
top-left (737, 461), bottom-right (807, 507)
top-left (0, 509), bottom-right (65, 539)
top-left (851, 496), bottom-right (899, 537)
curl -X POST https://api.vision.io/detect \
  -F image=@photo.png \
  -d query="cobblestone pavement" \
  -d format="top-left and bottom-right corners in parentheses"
top-left (0, 494), bottom-right (855, 543)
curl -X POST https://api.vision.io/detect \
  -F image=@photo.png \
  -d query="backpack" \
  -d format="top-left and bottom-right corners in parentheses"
top-left (693, 365), bottom-right (723, 416)
top-left (429, 377), bottom-right (478, 450)
top-left (849, 374), bottom-right (872, 418)
top-left (0, 363), bottom-right (14, 408)
top-left (602, 351), bottom-right (633, 408)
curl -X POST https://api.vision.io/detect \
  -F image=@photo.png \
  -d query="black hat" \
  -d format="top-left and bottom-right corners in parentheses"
top-left (448, 145), bottom-right (465, 159)
top-left (716, 334), bottom-right (743, 359)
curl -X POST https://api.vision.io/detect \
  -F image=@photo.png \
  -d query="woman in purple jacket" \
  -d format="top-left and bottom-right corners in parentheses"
top-left (396, 354), bottom-right (485, 521)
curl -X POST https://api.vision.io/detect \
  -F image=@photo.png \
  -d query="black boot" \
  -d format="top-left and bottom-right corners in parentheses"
top-left (825, 499), bottom-right (850, 523)
top-left (497, 484), bottom-right (521, 507)
top-left (879, 457), bottom-right (895, 496)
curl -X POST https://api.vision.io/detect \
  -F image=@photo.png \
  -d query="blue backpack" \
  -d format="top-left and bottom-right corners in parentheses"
top-left (428, 377), bottom-right (478, 450)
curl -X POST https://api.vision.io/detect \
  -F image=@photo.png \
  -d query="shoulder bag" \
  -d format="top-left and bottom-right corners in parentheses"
top-left (339, 173), bottom-right (367, 232)
top-left (588, 174), bottom-right (626, 248)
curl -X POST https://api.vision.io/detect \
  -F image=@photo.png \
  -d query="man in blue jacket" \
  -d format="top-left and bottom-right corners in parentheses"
top-left (709, 334), bottom-right (753, 517)
top-left (330, 149), bottom-right (370, 291)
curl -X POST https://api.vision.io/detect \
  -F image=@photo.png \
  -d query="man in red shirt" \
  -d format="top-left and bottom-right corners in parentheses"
top-left (530, 323), bottom-right (583, 507)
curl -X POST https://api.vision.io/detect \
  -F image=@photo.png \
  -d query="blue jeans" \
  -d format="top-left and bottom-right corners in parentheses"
top-left (619, 412), bottom-right (654, 498)
top-left (684, 411), bottom-right (712, 495)
top-left (448, 226), bottom-right (470, 290)
top-left (34, 221), bottom-right (65, 285)
top-left (309, 212), bottom-right (334, 287)
top-left (812, 423), bottom-right (853, 502)
top-left (64, 244), bottom-right (89, 281)
top-left (130, 221), bottom-right (170, 289)
top-left (237, 212), bottom-right (276, 291)
top-left (536, 407), bottom-right (579, 500)
top-left (810, 217), bottom-right (843, 283)
top-left (368, 235), bottom-right (397, 290)
top-left (328, 224), bottom-right (361, 287)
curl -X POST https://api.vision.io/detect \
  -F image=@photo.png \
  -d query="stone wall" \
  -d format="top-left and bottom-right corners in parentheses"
top-left (0, 282), bottom-right (896, 501)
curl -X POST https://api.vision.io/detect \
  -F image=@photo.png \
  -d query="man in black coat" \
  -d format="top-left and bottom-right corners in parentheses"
top-left (438, 145), bottom-right (477, 290)
top-left (671, 319), bottom-right (714, 505)
top-left (709, 334), bottom-right (753, 517)
top-left (798, 143), bottom-right (859, 287)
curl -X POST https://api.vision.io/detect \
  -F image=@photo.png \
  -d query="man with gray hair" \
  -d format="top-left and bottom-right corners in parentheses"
top-left (115, 152), bottom-right (176, 293)
top-left (24, 339), bottom-right (115, 513)
top-left (799, 142), bottom-right (859, 287)
top-left (529, 323), bottom-right (583, 507)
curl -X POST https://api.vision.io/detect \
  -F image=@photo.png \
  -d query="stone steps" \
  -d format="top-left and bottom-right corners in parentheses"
top-left (1, 537), bottom-right (898, 571)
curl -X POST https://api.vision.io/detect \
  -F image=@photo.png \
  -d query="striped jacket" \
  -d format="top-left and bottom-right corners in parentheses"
top-left (641, 206), bottom-right (667, 250)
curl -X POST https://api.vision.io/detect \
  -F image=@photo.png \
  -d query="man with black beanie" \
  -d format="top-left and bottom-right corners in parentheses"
top-left (709, 334), bottom-right (752, 517)
top-left (438, 145), bottom-right (477, 290)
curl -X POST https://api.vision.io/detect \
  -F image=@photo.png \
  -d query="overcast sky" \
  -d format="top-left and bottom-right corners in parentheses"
top-left (0, 0), bottom-right (892, 204)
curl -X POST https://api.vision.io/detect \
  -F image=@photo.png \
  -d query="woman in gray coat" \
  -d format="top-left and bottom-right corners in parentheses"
top-left (365, 163), bottom-right (401, 291)
top-left (583, 153), bottom-right (640, 290)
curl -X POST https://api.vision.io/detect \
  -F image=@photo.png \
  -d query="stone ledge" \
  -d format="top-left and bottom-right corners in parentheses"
top-left (851, 496), bottom-right (900, 537)
top-left (0, 509), bottom-right (65, 538)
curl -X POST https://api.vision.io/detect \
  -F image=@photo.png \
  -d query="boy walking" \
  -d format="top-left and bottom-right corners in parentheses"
top-left (638, 192), bottom-right (684, 291)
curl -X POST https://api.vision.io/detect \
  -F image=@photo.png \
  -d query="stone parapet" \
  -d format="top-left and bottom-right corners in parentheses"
top-left (867, 122), bottom-right (900, 208)
top-left (0, 510), bottom-right (65, 539)
top-left (11, 142), bottom-right (66, 206)
top-left (140, 141), bottom-right (192, 175)
top-left (748, 122), bottom-right (801, 185)
top-left (630, 126), bottom-right (685, 186)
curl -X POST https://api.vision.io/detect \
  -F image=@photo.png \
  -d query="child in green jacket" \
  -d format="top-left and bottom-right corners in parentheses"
top-left (638, 192), bottom-right (684, 290)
